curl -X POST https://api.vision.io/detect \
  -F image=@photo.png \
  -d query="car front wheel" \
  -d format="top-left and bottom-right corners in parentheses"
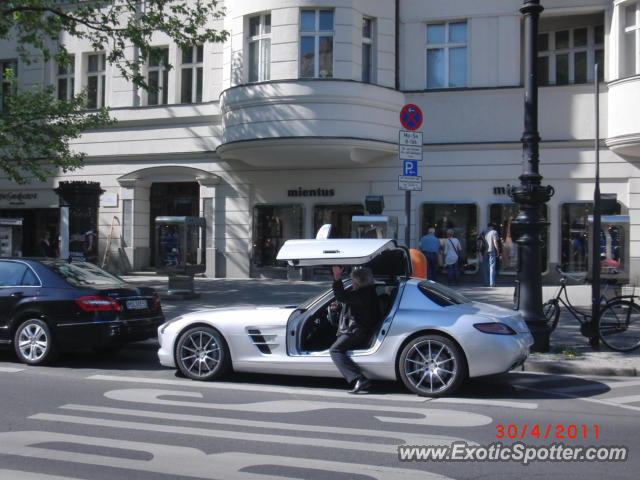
top-left (398, 335), bottom-right (466, 397)
top-left (14, 318), bottom-right (58, 365)
top-left (175, 326), bottom-right (230, 381)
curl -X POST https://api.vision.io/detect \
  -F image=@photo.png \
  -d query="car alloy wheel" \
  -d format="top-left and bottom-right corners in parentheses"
top-left (14, 318), bottom-right (58, 365)
top-left (175, 326), bottom-right (230, 381)
top-left (398, 335), bottom-right (466, 397)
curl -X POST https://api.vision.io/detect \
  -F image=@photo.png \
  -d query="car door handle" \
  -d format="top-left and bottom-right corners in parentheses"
top-left (10, 292), bottom-right (24, 298)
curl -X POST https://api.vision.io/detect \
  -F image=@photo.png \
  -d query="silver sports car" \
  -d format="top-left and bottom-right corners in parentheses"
top-left (157, 239), bottom-right (533, 397)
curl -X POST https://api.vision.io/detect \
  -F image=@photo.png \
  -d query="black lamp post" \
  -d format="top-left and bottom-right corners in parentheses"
top-left (509, 0), bottom-right (555, 352)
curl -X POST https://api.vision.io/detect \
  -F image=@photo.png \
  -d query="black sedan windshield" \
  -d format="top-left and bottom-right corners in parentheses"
top-left (42, 261), bottom-right (127, 287)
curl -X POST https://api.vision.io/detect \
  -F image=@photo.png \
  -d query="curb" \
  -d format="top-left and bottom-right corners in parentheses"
top-left (523, 360), bottom-right (638, 377)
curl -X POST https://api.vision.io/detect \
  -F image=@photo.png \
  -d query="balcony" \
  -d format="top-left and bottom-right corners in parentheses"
top-left (607, 75), bottom-right (640, 158)
top-left (217, 80), bottom-right (404, 167)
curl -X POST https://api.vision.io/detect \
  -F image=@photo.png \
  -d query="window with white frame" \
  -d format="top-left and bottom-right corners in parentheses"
top-left (300, 9), bottom-right (334, 78)
top-left (426, 21), bottom-right (467, 89)
top-left (1, 59), bottom-right (17, 112)
top-left (362, 17), bottom-right (375, 83)
top-left (86, 53), bottom-right (106, 109)
top-left (624, 2), bottom-right (640, 77)
top-left (538, 25), bottom-right (604, 85)
top-left (248, 13), bottom-right (271, 82)
top-left (181, 45), bottom-right (203, 103)
top-left (57, 55), bottom-right (75, 101)
top-left (147, 47), bottom-right (169, 105)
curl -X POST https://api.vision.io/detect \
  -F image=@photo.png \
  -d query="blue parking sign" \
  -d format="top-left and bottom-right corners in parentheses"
top-left (403, 160), bottom-right (418, 177)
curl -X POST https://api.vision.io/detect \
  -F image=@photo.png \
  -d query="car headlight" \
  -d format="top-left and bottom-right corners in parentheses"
top-left (159, 316), bottom-right (183, 335)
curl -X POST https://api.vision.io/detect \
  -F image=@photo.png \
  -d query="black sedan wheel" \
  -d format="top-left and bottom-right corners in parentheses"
top-left (14, 319), bottom-right (58, 365)
top-left (398, 335), bottom-right (466, 397)
top-left (175, 326), bottom-right (230, 380)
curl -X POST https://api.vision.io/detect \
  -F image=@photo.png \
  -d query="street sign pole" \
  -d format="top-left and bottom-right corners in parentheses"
top-left (398, 106), bottom-right (423, 248)
top-left (405, 191), bottom-right (411, 247)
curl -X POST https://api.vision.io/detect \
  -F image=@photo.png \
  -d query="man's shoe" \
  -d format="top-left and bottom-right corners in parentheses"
top-left (348, 377), bottom-right (371, 394)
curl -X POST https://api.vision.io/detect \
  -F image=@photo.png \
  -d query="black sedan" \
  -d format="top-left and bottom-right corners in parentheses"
top-left (0, 258), bottom-right (163, 365)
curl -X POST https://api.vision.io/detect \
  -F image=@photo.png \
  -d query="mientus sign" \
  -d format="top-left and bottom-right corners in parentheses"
top-left (287, 187), bottom-right (335, 197)
top-left (0, 192), bottom-right (38, 206)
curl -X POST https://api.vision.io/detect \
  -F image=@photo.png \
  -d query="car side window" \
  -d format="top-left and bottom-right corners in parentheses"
top-left (21, 267), bottom-right (40, 286)
top-left (0, 262), bottom-right (29, 287)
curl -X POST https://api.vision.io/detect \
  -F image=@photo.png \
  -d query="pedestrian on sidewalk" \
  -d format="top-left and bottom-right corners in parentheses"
top-left (481, 223), bottom-right (501, 287)
top-left (419, 227), bottom-right (440, 281)
top-left (443, 229), bottom-right (462, 285)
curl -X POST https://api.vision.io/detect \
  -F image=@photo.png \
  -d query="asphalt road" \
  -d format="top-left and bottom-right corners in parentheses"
top-left (1, 342), bottom-right (639, 480)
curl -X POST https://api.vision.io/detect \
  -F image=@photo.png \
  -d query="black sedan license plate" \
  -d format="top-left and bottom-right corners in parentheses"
top-left (126, 299), bottom-right (147, 310)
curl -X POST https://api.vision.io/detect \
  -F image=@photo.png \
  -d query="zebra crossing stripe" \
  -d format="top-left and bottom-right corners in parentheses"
top-left (0, 366), bottom-right (25, 373)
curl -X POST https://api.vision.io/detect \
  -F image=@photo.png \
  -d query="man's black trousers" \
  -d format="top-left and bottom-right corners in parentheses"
top-left (330, 333), bottom-right (369, 384)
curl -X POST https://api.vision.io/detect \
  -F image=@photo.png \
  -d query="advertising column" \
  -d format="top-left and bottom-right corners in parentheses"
top-left (54, 181), bottom-right (104, 263)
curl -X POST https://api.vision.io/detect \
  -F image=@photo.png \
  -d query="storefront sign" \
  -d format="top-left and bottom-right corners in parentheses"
top-left (100, 192), bottom-right (119, 208)
top-left (493, 185), bottom-right (513, 196)
top-left (287, 187), bottom-right (335, 197)
top-left (0, 190), bottom-right (59, 208)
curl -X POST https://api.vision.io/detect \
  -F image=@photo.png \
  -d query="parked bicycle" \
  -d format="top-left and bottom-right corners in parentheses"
top-left (543, 265), bottom-right (640, 352)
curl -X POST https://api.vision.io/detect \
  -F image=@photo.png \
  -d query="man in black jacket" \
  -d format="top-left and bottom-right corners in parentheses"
top-left (330, 265), bottom-right (380, 394)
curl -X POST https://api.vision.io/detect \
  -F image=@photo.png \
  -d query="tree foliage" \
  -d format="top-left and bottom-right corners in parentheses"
top-left (0, 1), bottom-right (227, 184)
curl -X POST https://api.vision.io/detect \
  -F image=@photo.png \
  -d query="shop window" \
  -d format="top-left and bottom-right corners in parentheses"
top-left (420, 203), bottom-right (477, 272)
top-left (313, 204), bottom-right (364, 238)
top-left (560, 202), bottom-right (621, 272)
top-left (253, 204), bottom-right (303, 267)
top-left (489, 203), bottom-right (548, 274)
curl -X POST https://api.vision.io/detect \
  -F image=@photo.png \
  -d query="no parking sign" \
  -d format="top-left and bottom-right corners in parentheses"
top-left (399, 104), bottom-right (423, 131)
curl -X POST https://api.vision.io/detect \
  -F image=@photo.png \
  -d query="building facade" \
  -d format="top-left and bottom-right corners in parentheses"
top-left (0, 0), bottom-right (639, 282)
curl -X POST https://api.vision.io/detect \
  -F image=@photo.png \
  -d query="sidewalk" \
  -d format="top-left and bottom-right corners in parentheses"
top-left (122, 274), bottom-right (639, 378)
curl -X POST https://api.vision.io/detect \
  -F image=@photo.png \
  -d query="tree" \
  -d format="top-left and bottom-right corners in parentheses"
top-left (0, 0), bottom-right (228, 184)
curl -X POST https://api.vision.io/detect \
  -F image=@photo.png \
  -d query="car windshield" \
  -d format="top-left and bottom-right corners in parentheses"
top-left (43, 261), bottom-right (127, 287)
top-left (418, 281), bottom-right (470, 307)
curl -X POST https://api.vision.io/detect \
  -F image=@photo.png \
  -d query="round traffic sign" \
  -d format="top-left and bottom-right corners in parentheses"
top-left (400, 104), bottom-right (423, 131)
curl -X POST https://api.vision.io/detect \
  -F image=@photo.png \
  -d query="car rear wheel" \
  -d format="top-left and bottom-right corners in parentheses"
top-left (398, 335), bottom-right (466, 397)
top-left (175, 326), bottom-right (230, 381)
top-left (14, 318), bottom-right (58, 365)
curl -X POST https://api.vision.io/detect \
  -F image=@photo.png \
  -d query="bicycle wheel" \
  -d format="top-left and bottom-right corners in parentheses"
top-left (597, 300), bottom-right (640, 352)
top-left (543, 299), bottom-right (560, 332)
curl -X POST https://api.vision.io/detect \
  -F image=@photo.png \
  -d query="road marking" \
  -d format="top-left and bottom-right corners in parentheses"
top-left (0, 431), bottom-right (452, 479)
top-left (103, 388), bottom-right (493, 427)
top-left (0, 366), bottom-right (24, 373)
top-left (89, 374), bottom-right (425, 402)
top-left (32, 412), bottom-right (467, 454)
top-left (88, 373), bottom-right (537, 409)
top-left (61, 403), bottom-right (477, 447)
top-left (429, 397), bottom-right (537, 410)
top-left (0, 470), bottom-right (88, 480)
top-left (605, 394), bottom-right (640, 404)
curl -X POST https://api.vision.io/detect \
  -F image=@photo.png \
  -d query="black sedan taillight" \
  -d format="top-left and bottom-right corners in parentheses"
top-left (76, 296), bottom-right (121, 312)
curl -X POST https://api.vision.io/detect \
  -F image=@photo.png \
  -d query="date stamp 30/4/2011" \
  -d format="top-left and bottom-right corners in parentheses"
top-left (495, 424), bottom-right (600, 440)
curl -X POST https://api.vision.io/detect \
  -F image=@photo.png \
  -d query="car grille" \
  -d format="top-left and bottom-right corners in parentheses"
top-left (247, 328), bottom-right (277, 354)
